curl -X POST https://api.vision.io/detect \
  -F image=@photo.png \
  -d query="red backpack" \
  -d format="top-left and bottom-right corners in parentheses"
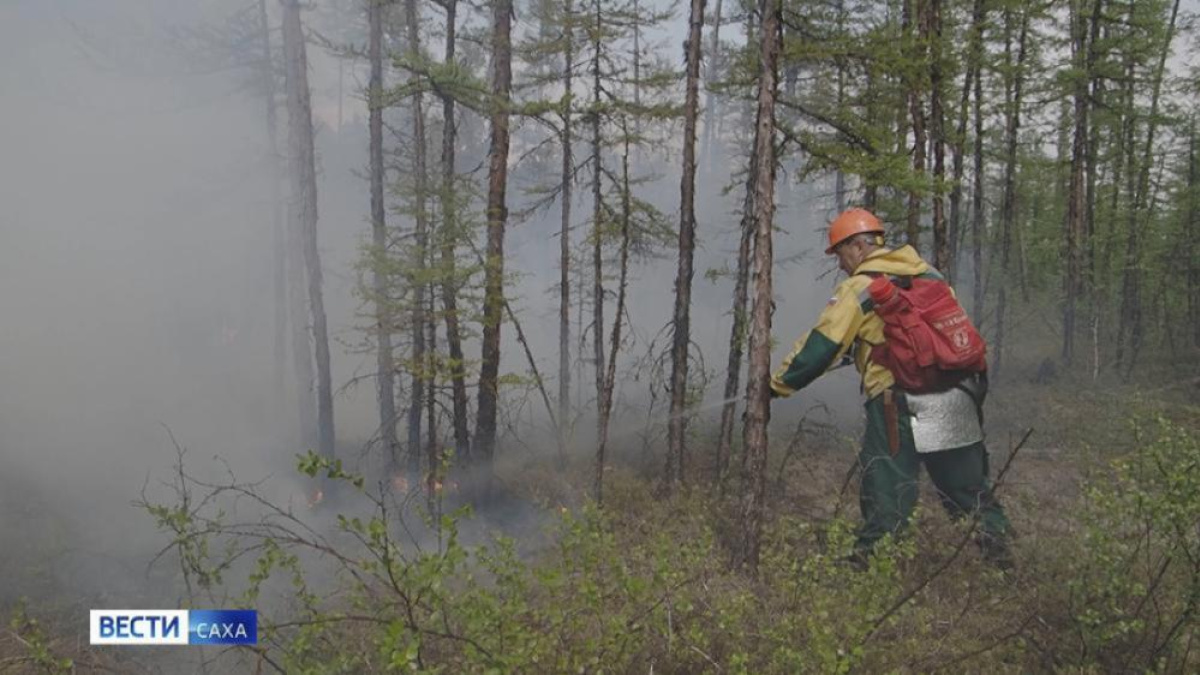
top-left (865, 273), bottom-right (987, 393)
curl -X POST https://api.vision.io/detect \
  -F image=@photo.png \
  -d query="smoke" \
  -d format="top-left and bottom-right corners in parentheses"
top-left (0, 0), bottom-right (867, 623)
top-left (1, 0), bottom-right (298, 604)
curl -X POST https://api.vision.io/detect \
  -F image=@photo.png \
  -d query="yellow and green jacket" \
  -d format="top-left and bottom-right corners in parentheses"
top-left (770, 245), bottom-right (942, 400)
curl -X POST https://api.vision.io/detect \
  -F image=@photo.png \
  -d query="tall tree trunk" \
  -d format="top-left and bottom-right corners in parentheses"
top-left (970, 0), bottom-right (986, 325)
top-left (286, 211), bottom-right (317, 450)
top-left (737, 0), bottom-right (780, 573)
top-left (281, 0), bottom-right (334, 460)
top-left (1065, 0), bottom-right (1102, 366)
top-left (404, 0), bottom-right (430, 476)
top-left (666, 0), bottom-right (706, 492)
top-left (717, 162), bottom-right (755, 490)
top-left (632, 0), bottom-right (642, 112)
top-left (473, 0), bottom-right (513, 472)
top-left (590, 0), bottom-right (606, 420)
top-left (425, 289), bottom-right (439, 502)
top-left (928, 0), bottom-right (947, 271)
top-left (1190, 123), bottom-right (1200, 349)
top-left (258, 0), bottom-right (288, 423)
top-left (904, 0), bottom-right (927, 249)
top-left (558, 0), bottom-right (575, 461)
top-left (368, 0), bottom-right (400, 468)
top-left (834, 0), bottom-right (847, 212)
top-left (700, 0), bottom-right (723, 176)
top-left (1113, 39), bottom-right (1136, 371)
top-left (1117, 0), bottom-right (1180, 374)
top-left (994, 7), bottom-right (1028, 377)
top-left (576, 249), bottom-right (587, 412)
top-left (1097, 109), bottom-right (1126, 369)
top-left (595, 126), bottom-right (634, 503)
top-left (948, 0), bottom-right (979, 286)
top-left (438, 0), bottom-right (470, 463)
top-left (1063, 0), bottom-right (1085, 365)
top-left (1084, 0), bottom-right (1103, 378)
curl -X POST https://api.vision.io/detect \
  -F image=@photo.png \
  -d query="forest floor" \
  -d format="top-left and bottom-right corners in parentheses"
top-left (2, 350), bottom-right (1198, 673)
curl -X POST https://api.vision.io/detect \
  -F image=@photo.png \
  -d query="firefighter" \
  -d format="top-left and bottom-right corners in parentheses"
top-left (770, 208), bottom-right (1012, 569)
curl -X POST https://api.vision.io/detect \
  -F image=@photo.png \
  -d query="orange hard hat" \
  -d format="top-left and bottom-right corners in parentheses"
top-left (825, 208), bottom-right (885, 254)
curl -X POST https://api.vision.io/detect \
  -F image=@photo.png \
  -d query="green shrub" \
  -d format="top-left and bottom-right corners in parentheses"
top-left (1064, 417), bottom-right (1200, 671)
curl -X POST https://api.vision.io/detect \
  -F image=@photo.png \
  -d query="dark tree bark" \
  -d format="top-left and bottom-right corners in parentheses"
top-left (1112, 33), bottom-right (1136, 371)
top-left (1190, 124), bottom-right (1200, 349)
top-left (970, 0), bottom-right (986, 326)
top-left (717, 166), bottom-right (754, 491)
top-left (1084, 0), bottom-right (1103, 378)
top-left (594, 127), bottom-right (634, 503)
top-left (665, 0), bottom-right (706, 492)
top-left (368, 0), bottom-right (400, 468)
top-left (285, 213), bottom-right (317, 449)
top-left (437, 0), bottom-right (470, 463)
top-left (590, 0), bottom-right (606, 421)
top-left (281, 0), bottom-right (334, 460)
top-left (737, 0), bottom-right (780, 573)
top-left (425, 290), bottom-right (439, 502)
top-left (632, 0), bottom-right (642, 111)
top-left (928, 0), bottom-right (948, 271)
top-left (473, 0), bottom-right (513, 471)
top-left (903, 0), bottom-right (927, 249)
top-left (404, 0), bottom-right (430, 476)
top-left (1117, 0), bottom-right (1180, 374)
top-left (834, 0), bottom-right (847, 213)
top-left (994, 6), bottom-right (1028, 377)
top-left (558, 0), bottom-right (575, 460)
top-left (948, 0), bottom-right (981, 287)
top-left (1063, 0), bottom-right (1097, 366)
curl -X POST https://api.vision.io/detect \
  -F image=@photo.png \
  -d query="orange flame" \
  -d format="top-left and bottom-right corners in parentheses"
top-left (391, 475), bottom-right (409, 493)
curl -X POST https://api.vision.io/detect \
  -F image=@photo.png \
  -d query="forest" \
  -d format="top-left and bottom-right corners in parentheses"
top-left (1, 0), bottom-right (1199, 671)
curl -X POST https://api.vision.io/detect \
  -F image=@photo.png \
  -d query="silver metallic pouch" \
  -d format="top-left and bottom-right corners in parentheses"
top-left (905, 387), bottom-right (983, 453)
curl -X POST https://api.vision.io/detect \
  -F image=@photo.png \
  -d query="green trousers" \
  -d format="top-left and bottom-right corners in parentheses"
top-left (855, 393), bottom-right (1010, 553)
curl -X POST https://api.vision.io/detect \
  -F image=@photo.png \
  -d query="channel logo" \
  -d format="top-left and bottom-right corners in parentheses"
top-left (90, 610), bottom-right (256, 646)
